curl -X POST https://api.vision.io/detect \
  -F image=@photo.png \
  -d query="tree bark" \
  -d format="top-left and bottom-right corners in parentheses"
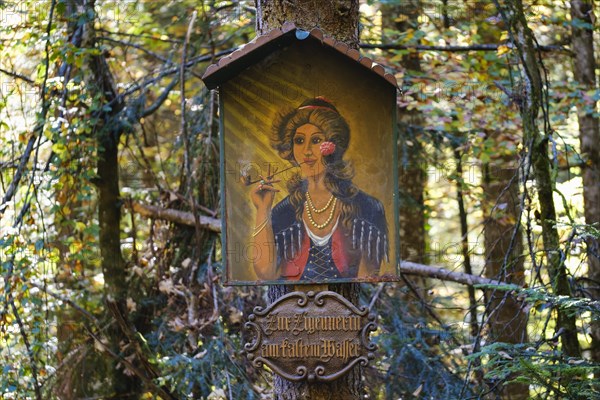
top-left (267, 284), bottom-right (362, 400)
top-left (75, 0), bottom-right (142, 396)
top-left (256, 0), bottom-right (359, 48)
top-left (381, 2), bottom-right (427, 268)
top-left (452, 150), bottom-right (479, 340)
top-left (54, 2), bottom-right (91, 397)
top-left (504, 0), bottom-right (580, 357)
top-left (472, 6), bottom-right (529, 397)
top-left (483, 144), bottom-right (529, 399)
top-left (400, 261), bottom-right (503, 286)
top-left (256, 1), bottom-right (362, 398)
top-left (570, 0), bottom-right (600, 364)
top-left (130, 201), bottom-right (220, 232)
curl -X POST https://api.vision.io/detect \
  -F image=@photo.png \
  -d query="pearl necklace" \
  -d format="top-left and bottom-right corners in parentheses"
top-left (306, 191), bottom-right (335, 214)
top-left (305, 197), bottom-right (337, 229)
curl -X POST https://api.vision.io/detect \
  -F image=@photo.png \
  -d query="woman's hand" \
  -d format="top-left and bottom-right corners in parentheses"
top-left (250, 175), bottom-right (280, 212)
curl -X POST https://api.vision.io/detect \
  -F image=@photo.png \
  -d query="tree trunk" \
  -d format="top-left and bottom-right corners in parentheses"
top-left (53, 2), bottom-right (91, 396)
top-left (455, 150), bottom-right (479, 339)
top-left (474, 4), bottom-right (529, 397)
top-left (267, 285), bottom-right (362, 400)
top-left (256, 0), bottom-right (359, 48)
top-left (483, 143), bottom-right (529, 399)
top-left (381, 2), bottom-right (428, 268)
top-left (505, 0), bottom-right (580, 357)
top-left (77, 0), bottom-right (142, 396)
top-left (256, 1), bottom-right (362, 399)
top-left (570, 0), bottom-right (600, 363)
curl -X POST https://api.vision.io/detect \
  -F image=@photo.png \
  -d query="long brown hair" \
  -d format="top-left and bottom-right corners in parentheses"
top-left (271, 98), bottom-right (358, 230)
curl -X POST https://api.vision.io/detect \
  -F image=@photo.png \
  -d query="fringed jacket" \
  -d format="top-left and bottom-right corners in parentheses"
top-left (271, 191), bottom-right (388, 281)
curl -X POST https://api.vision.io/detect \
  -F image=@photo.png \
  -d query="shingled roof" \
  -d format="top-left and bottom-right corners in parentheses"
top-left (201, 22), bottom-right (397, 90)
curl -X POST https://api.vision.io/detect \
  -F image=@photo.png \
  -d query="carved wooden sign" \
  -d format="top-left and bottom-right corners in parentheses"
top-left (244, 291), bottom-right (377, 382)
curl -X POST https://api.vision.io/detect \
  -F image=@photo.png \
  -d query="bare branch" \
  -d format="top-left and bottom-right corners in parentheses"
top-left (0, 135), bottom-right (37, 216)
top-left (97, 28), bottom-right (183, 44)
top-left (360, 42), bottom-right (571, 53)
top-left (84, 326), bottom-right (177, 400)
top-left (28, 281), bottom-right (100, 325)
top-left (1, 0), bottom-right (57, 218)
top-left (139, 76), bottom-right (179, 118)
top-left (129, 201), bottom-right (220, 232)
top-left (99, 36), bottom-right (172, 63)
top-left (181, 11), bottom-right (198, 194)
top-left (119, 48), bottom-right (235, 99)
top-left (0, 67), bottom-right (35, 84)
top-left (8, 294), bottom-right (42, 400)
top-left (400, 261), bottom-right (504, 287)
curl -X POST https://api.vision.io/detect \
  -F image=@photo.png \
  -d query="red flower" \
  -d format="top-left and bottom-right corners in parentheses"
top-left (320, 141), bottom-right (336, 156)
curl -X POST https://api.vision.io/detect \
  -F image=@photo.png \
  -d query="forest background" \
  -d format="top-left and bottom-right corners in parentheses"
top-left (1, 0), bottom-right (599, 399)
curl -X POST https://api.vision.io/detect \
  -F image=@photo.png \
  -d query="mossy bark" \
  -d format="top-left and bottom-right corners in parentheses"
top-left (507, 0), bottom-right (580, 357)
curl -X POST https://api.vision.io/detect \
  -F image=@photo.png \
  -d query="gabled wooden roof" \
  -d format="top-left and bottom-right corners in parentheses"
top-left (201, 22), bottom-right (397, 90)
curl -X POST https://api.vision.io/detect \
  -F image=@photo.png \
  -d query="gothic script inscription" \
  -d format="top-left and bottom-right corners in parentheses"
top-left (245, 291), bottom-right (377, 382)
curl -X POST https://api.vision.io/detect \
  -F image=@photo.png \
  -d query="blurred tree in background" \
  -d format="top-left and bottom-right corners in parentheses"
top-left (1, 0), bottom-right (599, 399)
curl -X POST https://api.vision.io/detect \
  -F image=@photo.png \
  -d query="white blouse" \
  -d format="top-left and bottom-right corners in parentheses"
top-left (303, 217), bottom-right (340, 247)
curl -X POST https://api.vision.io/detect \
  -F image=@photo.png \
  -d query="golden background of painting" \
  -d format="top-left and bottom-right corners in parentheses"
top-left (221, 43), bottom-right (397, 283)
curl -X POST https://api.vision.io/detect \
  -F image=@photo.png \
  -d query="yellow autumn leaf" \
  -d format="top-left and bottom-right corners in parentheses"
top-left (497, 45), bottom-right (510, 56)
top-left (70, 240), bottom-right (83, 253)
top-left (52, 142), bottom-right (67, 154)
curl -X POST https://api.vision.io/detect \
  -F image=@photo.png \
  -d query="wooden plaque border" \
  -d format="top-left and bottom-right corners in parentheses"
top-left (244, 291), bottom-right (377, 382)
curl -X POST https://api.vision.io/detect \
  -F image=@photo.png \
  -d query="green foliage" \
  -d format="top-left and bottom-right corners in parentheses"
top-left (369, 284), bottom-right (474, 399)
top-left (152, 327), bottom-right (257, 399)
top-left (1, 0), bottom-right (599, 398)
top-left (471, 342), bottom-right (600, 399)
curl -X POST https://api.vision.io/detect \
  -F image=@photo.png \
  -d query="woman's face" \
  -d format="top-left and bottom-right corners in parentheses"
top-left (293, 123), bottom-right (325, 179)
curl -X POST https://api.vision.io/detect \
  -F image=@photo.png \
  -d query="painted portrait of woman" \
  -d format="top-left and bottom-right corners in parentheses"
top-left (249, 97), bottom-right (389, 282)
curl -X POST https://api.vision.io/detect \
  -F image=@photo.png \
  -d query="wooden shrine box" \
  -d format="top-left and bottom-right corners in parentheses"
top-left (202, 22), bottom-right (400, 285)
